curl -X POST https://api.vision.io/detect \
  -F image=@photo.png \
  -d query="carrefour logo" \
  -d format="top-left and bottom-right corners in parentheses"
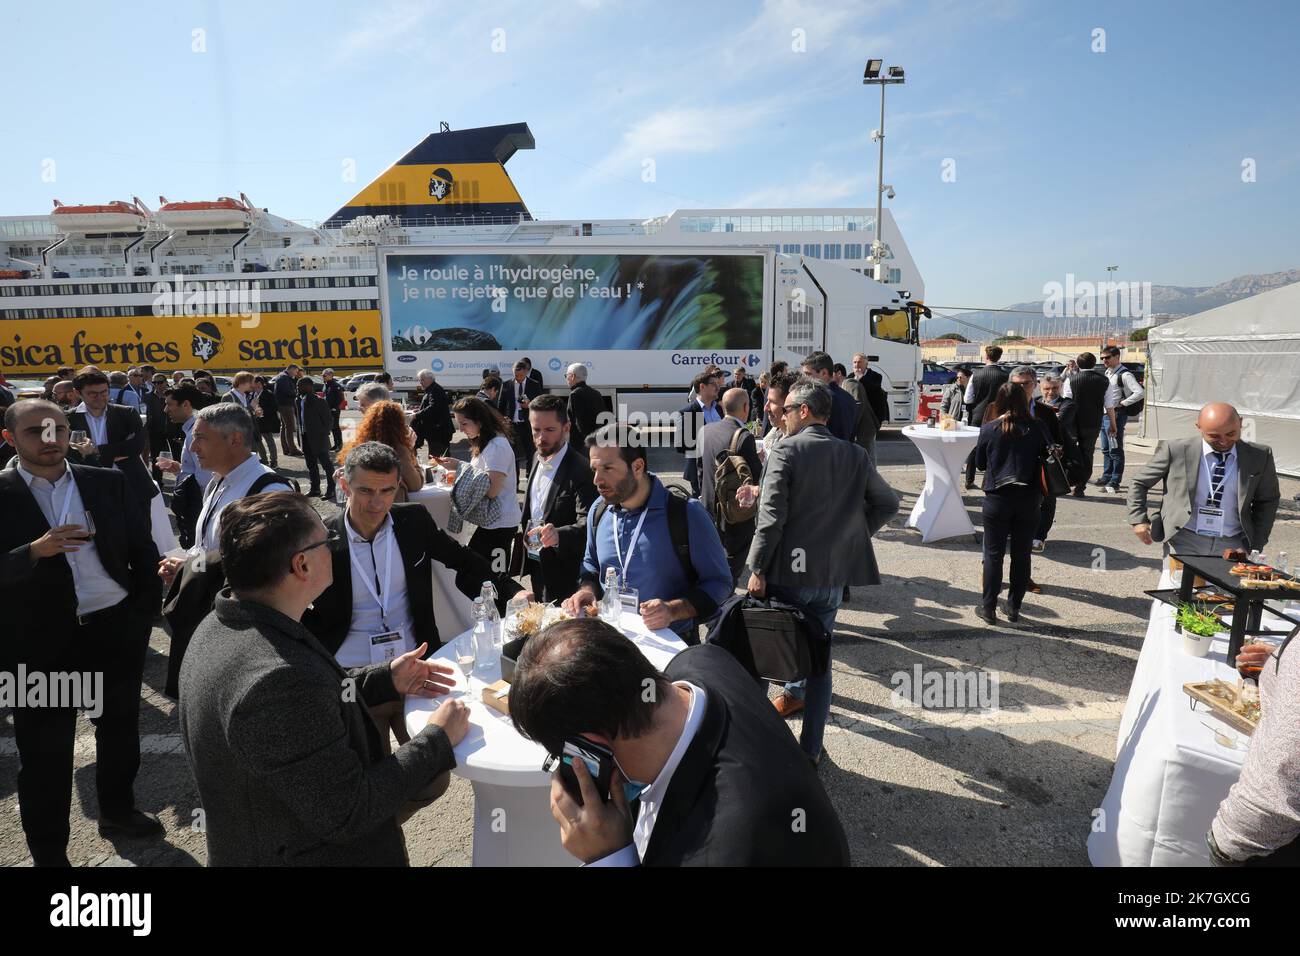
top-left (430, 358), bottom-right (444, 372)
top-left (397, 354), bottom-right (418, 363)
top-left (670, 351), bottom-right (764, 368)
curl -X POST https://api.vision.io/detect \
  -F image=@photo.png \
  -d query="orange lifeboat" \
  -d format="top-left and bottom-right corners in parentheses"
top-left (50, 199), bottom-right (148, 233)
top-left (157, 195), bottom-right (253, 230)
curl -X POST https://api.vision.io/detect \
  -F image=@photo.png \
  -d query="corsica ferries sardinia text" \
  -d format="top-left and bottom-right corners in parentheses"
top-left (0, 318), bottom-right (381, 373)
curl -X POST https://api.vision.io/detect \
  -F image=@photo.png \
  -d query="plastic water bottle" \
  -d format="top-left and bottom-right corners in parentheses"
top-left (471, 598), bottom-right (495, 679)
top-left (601, 567), bottom-right (621, 624)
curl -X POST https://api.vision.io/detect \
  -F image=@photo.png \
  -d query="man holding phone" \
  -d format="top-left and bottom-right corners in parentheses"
top-left (0, 399), bottom-right (163, 866)
top-left (509, 617), bottom-right (849, 866)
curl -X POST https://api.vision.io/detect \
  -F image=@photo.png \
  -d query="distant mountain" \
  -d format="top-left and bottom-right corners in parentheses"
top-left (923, 269), bottom-right (1300, 339)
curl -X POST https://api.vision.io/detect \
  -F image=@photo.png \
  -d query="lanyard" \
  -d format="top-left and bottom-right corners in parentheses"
top-left (199, 477), bottom-right (226, 544)
top-left (349, 526), bottom-right (394, 629)
top-left (1201, 451), bottom-right (1231, 506)
top-left (611, 508), bottom-right (649, 583)
top-left (54, 470), bottom-right (76, 527)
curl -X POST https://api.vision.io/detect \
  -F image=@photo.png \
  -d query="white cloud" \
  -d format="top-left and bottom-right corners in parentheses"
top-left (731, 162), bottom-right (869, 207)
top-left (334, 0), bottom-right (434, 63)
top-left (590, 103), bottom-right (774, 180)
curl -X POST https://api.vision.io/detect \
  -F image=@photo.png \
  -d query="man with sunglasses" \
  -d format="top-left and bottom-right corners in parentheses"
top-left (179, 492), bottom-right (470, 866)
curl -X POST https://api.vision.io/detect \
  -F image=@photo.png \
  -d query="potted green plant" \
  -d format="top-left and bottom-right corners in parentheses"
top-left (1176, 601), bottom-right (1227, 657)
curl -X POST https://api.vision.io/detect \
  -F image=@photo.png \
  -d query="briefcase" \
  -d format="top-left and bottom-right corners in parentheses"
top-left (742, 604), bottom-right (815, 684)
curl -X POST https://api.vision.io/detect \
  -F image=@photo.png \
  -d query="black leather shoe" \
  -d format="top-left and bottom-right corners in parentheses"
top-left (307, 487), bottom-right (322, 497)
top-left (322, 487), bottom-right (335, 501)
top-left (98, 809), bottom-right (164, 840)
top-left (1005, 604), bottom-right (1021, 623)
top-left (975, 606), bottom-right (998, 625)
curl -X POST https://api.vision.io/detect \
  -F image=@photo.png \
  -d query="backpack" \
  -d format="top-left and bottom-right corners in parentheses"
top-left (591, 484), bottom-right (697, 590)
top-left (1113, 367), bottom-right (1144, 416)
top-left (714, 427), bottom-right (758, 525)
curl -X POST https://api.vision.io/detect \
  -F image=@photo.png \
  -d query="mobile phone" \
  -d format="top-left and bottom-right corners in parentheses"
top-left (551, 735), bottom-right (615, 805)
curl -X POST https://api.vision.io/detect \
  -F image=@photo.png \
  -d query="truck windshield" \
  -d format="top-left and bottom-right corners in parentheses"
top-left (870, 307), bottom-right (914, 345)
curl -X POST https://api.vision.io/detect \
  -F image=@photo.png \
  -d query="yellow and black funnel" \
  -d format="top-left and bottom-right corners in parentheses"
top-left (326, 122), bottom-right (534, 226)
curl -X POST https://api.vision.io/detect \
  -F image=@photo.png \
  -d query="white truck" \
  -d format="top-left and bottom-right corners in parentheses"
top-left (378, 245), bottom-right (923, 421)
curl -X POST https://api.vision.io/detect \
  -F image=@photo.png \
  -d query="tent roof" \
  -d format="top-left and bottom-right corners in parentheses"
top-left (1149, 280), bottom-right (1300, 342)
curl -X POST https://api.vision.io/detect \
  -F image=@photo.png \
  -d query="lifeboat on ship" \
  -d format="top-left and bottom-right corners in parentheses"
top-left (156, 196), bottom-right (254, 230)
top-left (50, 199), bottom-right (148, 233)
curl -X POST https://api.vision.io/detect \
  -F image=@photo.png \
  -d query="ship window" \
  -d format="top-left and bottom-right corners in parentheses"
top-left (845, 243), bottom-right (862, 259)
top-left (823, 244), bottom-right (841, 260)
top-left (802, 244), bottom-right (820, 257)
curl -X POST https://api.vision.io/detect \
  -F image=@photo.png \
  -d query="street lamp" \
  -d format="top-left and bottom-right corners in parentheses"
top-left (864, 60), bottom-right (905, 283)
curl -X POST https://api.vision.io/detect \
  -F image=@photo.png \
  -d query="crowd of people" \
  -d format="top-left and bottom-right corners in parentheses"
top-left (1, 344), bottom-right (1294, 868)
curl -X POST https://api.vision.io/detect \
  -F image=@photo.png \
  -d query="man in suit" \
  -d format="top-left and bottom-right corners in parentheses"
top-left (411, 368), bottom-right (454, 458)
top-left (1128, 402), bottom-right (1280, 557)
top-left (296, 376), bottom-right (335, 499)
top-left (521, 356), bottom-right (544, 390)
top-left (304, 440), bottom-right (524, 661)
top-left (179, 491), bottom-right (471, 866)
top-left (497, 360), bottom-right (543, 473)
top-left (962, 345), bottom-right (1010, 488)
top-left (1062, 351), bottom-right (1109, 496)
top-left (676, 370), bottom-right (721, 497)
top-left (520, 395), bottom-right (597, 603)
top-left (509, 618), bottom-right (850, 866)
top-left (747, 378), bottom-right (900, 760)
top-left (1, 399), bottom-right (163, 866)
top-left (799, 351), bottom-right (859, 444)
top-left (251, 376), bottom-right (280, 467)
top-left (272, 363), bottom-right (302, 456)
top-left (67, 368), bottom-right (174, 553)
top-left (839, 365), bottom-right (884, 462)
top-left (157, 384), bottom-right (213, 548)
top-left (321, 368), bottom-right (345, 451)
top-left (565, 363), bottom-right (605, 451)
top-left (1038, 372), bottom-right (1081, 548)
top-left (849, 353), bottom-right (890, 433)
top-left (698, 388), bottom-right (762, 584)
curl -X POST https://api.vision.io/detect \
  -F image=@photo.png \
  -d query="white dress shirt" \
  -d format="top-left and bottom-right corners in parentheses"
top-left (335, 512), bottom-right (414, 668)
top-left (77, 404), bottom-right (110, 446)
top-left (17, 462), bottom-right (129, 616)
top-left (589, 682), bottom-right (707, 867)
top-left (1194, 440), bottom-right (1242, 538)
top-left (194, 453), bottom-right (290, 551)
top-left (529, 443), bottom-right (569, 524)
top-left (1105, 364), bottom-right (1144, 411)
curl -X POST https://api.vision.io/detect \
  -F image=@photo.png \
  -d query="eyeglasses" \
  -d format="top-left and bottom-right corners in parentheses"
top-left (782, 403), bottom-right (804, 413)
top-left (293, 531), bottom-right (340, 567)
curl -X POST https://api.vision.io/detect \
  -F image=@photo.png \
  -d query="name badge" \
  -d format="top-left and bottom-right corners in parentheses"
top-left (369, 629), bottom-right (404, 666)
top-left (1198, 507), bottom-right (1225, 536)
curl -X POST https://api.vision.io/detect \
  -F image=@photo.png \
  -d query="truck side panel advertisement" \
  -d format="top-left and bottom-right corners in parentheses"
top-left (381, 248), bottom-right (770, 386)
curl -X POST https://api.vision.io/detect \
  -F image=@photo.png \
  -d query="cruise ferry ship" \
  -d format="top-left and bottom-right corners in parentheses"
top-left (0, 122), bottom-right (924, 379)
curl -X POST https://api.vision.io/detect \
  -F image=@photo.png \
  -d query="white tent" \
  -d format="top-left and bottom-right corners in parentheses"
top-left (1145, 281), bottom-right (1300, 477)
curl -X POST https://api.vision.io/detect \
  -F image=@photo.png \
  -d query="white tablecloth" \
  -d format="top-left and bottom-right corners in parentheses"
top-left (404, 610), bottom-right (687, 866)
top-left (900, 424), bottom-right (980, 543)
top-left (406, 483), bottom-right (477, 642)
top-left (1087, 571), bottom-right (1293, 866)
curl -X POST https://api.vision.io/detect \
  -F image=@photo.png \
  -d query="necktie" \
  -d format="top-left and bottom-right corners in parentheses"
top-left (1208, 452), bottom-right (1227, 506)
top-left (516, 381), bottom-right (524, 421)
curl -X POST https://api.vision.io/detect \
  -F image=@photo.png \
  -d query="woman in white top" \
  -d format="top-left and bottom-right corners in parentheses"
top-left (440, 396), bottom-right (522, 569)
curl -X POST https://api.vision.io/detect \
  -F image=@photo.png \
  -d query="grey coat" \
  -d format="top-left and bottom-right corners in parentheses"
top-left (179, 592), bottom-right (455, 866)
top-left (1126, 436), bottom-right (1280, 550)
top-left (747, 423), bottom-right (900, 587)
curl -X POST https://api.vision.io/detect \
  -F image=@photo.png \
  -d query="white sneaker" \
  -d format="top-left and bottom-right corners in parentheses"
top-left (1031, 539), bottom-right (1045, 553)
top-left (1096, 485), bottom-right (1111, 494)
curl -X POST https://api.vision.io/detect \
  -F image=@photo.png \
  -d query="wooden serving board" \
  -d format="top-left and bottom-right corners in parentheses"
top-left (1183, 681), bottom-right (1258, 735)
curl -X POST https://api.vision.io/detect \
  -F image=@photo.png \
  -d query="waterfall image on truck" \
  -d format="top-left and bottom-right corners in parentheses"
top-left (387, 252), bottom-right (764, 351)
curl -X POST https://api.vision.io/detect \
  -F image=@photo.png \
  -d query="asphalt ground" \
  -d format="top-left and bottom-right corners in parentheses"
top-left (3, 420), bottom-right (1298, 867)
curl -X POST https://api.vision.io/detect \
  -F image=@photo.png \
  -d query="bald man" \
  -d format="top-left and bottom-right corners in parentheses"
top-left (1127, 402), bottom-right (1280, 556)
top-left (698, 387), bottom-right (763, 583)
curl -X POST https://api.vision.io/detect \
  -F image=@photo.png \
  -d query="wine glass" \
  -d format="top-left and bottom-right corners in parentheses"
top-left (524, 519), bottom-right (544, 558)
top-left (67, 510), bottom-right (95, 541)
top-left (70, 429), bottom-right (88, 445)
top-left (454, 636), bottom-right (475, 701)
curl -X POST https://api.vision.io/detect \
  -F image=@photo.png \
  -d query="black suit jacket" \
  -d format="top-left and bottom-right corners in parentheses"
top-left (254, 388), bottom-right (280, 433)
top-left (496, 376), bottom-right (543, 426)
top-left (520, 447), bottom-right (597, 602)
top-left (0, 463), bottom-right (160, 669)
top-left (302, 503), bottom-right (522, 657)
top-left (566, 382), bottom-right (605, 450)
top-left (1066, 368), bottom-right (1109, 431)
top-left (413, 381), bottom-right (454, 446)
top-left (642, 644), bottom-right (849, 866)
top-left (68, 403), bottom-right (158, 502)
top-left (967, 365), bottom-right (1010, 428)
top-left (296, 392), bottom-right (332, 450)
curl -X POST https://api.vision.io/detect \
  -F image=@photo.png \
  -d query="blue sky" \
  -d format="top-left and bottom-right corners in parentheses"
top-left (3, 0), bottom-right (1297, 308)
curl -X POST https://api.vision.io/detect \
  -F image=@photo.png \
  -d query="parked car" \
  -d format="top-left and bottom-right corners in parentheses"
top-left (922, 360), bottom-right (956, 385)
top-left (344, 372), bottom-right (381, 391)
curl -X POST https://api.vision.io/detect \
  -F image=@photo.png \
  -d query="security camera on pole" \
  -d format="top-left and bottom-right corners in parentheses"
top-left (863, 60), bottom-right (905, 284)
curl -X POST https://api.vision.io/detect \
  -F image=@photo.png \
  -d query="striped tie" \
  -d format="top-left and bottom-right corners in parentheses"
top-left (1207, 451), bottom-right (1227, 506)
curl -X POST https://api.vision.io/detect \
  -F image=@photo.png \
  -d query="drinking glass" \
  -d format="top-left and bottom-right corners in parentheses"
top-left (525, 519), bottom-right (544, 559)
top-left (455, 637), bottom-right (476, 701)
top-left (70, 430), bottom-right (88, 445)
top-left (67, 510), bottom-right (95, 541)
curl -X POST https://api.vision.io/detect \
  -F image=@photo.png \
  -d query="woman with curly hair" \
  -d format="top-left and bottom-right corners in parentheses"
top-left (336, 400), bottom-right (425, 501)
top-left (436, 397), bottom-right (520, 567)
